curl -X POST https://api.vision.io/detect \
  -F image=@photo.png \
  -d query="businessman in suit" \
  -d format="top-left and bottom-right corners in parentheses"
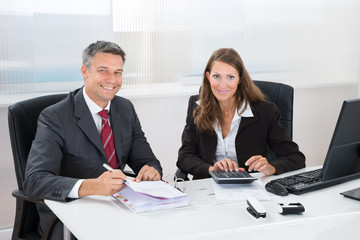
top-left (24, 41), bottom-right (162, 239)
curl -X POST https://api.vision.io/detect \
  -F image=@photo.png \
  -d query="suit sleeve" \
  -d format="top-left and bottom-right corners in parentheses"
top-left (266, 103), bottom-right (306, 174)
top-left (24, 108), bottom-right (78, 202)
top-left (177, 96), bottom-right (212, 179)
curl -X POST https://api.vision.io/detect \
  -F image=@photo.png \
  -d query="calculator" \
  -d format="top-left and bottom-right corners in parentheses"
top-left (210, 170), bottom-right (257, 184)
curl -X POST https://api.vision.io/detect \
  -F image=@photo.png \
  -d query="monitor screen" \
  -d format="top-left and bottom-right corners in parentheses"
top-left (321, 98), bottom-right (360, 181)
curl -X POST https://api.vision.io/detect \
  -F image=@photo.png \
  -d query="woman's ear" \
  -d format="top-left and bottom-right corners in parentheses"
top-left (206, 71), bottom-right (210, 81)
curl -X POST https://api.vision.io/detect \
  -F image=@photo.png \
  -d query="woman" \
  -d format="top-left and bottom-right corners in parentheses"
top-left (177, 48), bottom-right (305, 179)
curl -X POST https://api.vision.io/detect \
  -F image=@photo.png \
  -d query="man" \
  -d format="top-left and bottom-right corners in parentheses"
top-left (24, 41), bottom-right (162, 239)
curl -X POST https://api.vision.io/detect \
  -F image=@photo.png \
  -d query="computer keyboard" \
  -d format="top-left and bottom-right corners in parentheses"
top-left (210, 170), bottom-right (257, 184)
top-left (269, 168), bottom-right (322, 193)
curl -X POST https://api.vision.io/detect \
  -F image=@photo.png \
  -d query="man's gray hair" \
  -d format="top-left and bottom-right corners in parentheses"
top-left (82, 41), bottom-right (126, 69)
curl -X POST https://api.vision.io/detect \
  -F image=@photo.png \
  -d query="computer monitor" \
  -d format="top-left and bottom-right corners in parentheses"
top-left (321, 98), bottom-right (360, 181)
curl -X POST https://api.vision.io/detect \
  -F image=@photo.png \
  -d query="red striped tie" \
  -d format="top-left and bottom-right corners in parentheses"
top-left (98, 110), bottom-right (118, 168)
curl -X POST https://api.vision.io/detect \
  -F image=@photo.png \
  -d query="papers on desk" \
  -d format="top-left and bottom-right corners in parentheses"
top-left (113, 180), bottom-right (189, 213)
top-left (211, 179), bottom-right (271, 203)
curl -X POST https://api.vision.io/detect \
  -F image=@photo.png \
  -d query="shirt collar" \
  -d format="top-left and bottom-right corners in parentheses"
top-left (83, 87), bottom-right (111, 115)
top-left (238, 101), bottom-right (254, 118)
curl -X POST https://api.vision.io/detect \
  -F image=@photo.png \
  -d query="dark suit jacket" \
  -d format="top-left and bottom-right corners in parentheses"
top-left (24, 88), bottom-right (162, 239)
top-left (177, 95), bottom-right (305, 179)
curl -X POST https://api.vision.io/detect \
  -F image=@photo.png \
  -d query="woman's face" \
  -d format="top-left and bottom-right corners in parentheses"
top-left (206, 61), bottom-right (240, 106)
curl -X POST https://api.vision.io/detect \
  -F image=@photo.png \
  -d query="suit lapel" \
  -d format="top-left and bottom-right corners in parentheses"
top-left (238, 116), bottom-right (258, 133)
top-left (202, 132), bottom-right (217, 164)
top-left (237, 105), bottom-right (259, 134)
top-left (73, 88), bottom-right (106, 159)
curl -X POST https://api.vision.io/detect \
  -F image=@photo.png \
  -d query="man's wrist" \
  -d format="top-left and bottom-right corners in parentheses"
top-left (67, 179), bottom-right (84, 198)
top-left (78, 179), bottom-right (96, 197)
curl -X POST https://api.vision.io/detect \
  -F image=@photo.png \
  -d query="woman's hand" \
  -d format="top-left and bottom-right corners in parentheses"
top-left (209, 158), bottom-right (245, 172)
top-left (245, 155), bottom-right (276, 176)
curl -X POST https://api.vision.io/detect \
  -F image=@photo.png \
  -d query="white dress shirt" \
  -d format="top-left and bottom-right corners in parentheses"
top-left (67, 87), bottom-right (111, 198)
top-left (83, 87), bottom-right (111, 133)
top-left (212, 102), bottom-right (254, 165)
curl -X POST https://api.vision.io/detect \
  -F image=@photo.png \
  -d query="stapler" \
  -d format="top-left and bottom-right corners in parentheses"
top-left (246, 197), bottom-right (266, 218)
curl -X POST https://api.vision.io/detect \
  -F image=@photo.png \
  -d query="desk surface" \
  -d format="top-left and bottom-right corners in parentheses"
top-left (45, 167), bottom-right (360, 240)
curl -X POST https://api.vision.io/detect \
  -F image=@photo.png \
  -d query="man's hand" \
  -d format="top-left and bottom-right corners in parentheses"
top-left (78, 170), bottom-right (127, 197)
top-left (209, 158), bottom-right (245, 172)
top-left (245, 155), bottom-right (276, 176)
top-left (135, 165), bottom-right (161, 182)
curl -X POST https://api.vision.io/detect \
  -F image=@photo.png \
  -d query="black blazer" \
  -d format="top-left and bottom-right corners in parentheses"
top-left (24, 88), bottom-right (163, 239)
top-left (24, 87), bottom-right (162, 201)
top-left (177, 95), bottom-right (305, 179)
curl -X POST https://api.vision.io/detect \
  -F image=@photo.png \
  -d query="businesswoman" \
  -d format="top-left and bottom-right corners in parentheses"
top-left (177, 48), bottom-right (305, 179)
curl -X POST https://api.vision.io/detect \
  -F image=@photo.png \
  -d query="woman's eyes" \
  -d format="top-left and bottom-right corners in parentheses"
top-left (212, 74), bottom-right (235, 80)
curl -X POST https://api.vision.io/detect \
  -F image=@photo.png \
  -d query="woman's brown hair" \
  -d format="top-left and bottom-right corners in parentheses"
top-left (194, 48), bottom-right (265, 134)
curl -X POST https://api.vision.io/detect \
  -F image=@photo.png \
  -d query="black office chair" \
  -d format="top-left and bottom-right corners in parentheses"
top-left (8, 93), bottom-right (137, 240)
top-left (175, 80), bottom-right (294, 180)
top-left (8, 94), bottom-right (67, 240)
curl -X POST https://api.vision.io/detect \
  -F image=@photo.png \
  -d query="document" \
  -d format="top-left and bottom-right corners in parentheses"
top-left (113, 180), bottom-right (189, 213)
top-left (211, 179), bottom-right (271, 203)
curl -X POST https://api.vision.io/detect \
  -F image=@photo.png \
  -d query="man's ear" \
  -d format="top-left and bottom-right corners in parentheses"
top-left (81, 65), bottom-right (88, 79)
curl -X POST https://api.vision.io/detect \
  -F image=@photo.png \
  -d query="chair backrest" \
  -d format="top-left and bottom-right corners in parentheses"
top-left (252, 80), bottom-right (294, 163)
top-left (8, 94), bottom-right (67, 190)
top-left (253, 80), bottom-right (293, 139)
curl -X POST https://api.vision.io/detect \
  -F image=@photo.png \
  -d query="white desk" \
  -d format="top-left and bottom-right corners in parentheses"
top-left (45, 167), bottom-right (360, 240)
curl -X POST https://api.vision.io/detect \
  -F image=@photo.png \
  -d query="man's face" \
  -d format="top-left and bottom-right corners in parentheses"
top-left (81, 52), bottom-right (124, 108)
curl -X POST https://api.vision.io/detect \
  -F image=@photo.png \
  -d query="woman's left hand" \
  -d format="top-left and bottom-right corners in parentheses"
top-left (245, 155), bottom-right (276, 176)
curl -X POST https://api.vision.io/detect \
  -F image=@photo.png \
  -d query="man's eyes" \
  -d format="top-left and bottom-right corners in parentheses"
top-left (98, 69), bottom-right (122, 75)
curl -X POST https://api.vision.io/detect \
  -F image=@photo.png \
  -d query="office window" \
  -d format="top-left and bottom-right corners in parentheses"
top-left (1, 0), bottom-right (359, 101)
top-left (0, 0), bottom-right (113, 101)
top-left (112, 0), bottom-right (245, 95)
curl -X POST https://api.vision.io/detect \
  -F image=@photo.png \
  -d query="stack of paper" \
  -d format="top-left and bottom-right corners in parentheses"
top-left (211, 179), bottom-right (271, 203)
top-left (113, 180), bottom-right (189, 213)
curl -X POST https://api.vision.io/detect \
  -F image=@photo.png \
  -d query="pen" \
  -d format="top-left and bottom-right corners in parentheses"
top-left (103, 163), bottom-right (128, 183)
top-left (103, 163), bottom-right (115, 172)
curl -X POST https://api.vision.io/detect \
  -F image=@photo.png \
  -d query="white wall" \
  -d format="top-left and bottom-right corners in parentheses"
top-left (294, 85), bottom-right (358, 166)
top-left (0, 107), bottom-right (17, 229)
